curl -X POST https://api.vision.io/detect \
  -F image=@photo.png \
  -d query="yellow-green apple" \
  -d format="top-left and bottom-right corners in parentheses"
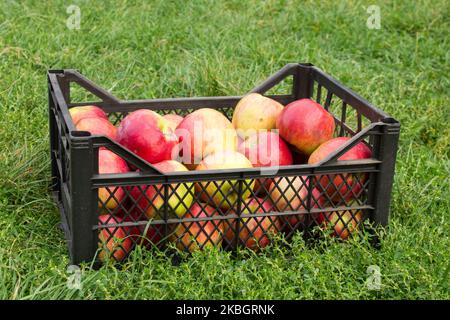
top-left (238, 131), bottom-right (293, 192)
top-left (195, 151), bottom-right (254, 209)
top-left (232, 93), bottom-right (284, 139)
top-left (98, 214), bottom-right (137, 262)
top-left (163, 114), bottom-right (184, 131)
top-left (175, 108), bottom-right (238, 169)
top-left (316, 209), bottom-right (363, 240)
top-left (171, 202), bottom-right (224, 252)
top-left (117, 109), bottom-right (179, 164)
top-left (224, 197), bottom-right (280, 250)
top-left (76, 117), bottom-right (117, 141)
top-left (308, 137), bottom-right (372, 203)
top-left (98, 149), bottom-right (129, 211)
top-left (69, 105), bottom-right (108, 125)
top-left (130, 160), bottom-right (193, 219)
top-left (276, 98), bottom-right (335, 155)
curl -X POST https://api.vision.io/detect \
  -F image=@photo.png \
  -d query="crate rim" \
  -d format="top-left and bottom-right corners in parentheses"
top-left (47, 63), bottom-right (399, 179)
top-left (48, 63), bottom-right (398, 123)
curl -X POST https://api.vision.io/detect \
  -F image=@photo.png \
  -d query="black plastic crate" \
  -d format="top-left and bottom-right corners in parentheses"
top-left (48, 63), bottom-right (400, 265)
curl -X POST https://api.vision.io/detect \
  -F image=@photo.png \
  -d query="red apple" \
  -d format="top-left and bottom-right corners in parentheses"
top-left (308, 137), bottom-right (372, 203)
top-left (69, 105), bottom-right (108, 125)
top-left (136, 223), bottom-right (165, 248)
top-left (317, 209), bottom-right (363, 240)
top-left (269, 175), bottom-right (308, 212)
top-left (175, 108), bottom-right (238, 169)
top-left (268, 176), bottom-right (322, 232)
top-left (232, 93), bottom-right (284, 139)
top-left (163, 114), bottom-right (184, 131)
top-left (130, 160), bottom-right (193, 219)
top-left (98, 214), bottom-right (136, 262)
top-left (98, 149), bottom-right (129, 212)
top-left (117, 109), bottom-right (179, 164)
top-left (125, 209), bottom-right (165, 248)
top-left (276, 98), bottom-right (335, 155)
top-left (171, 202), bottom-right (224, 252)
top-left (224, 197), bottom-right (281, 250)
top-left (238, 131), bottom-right (293, 167)
top-left (76, 117), bottom-right (117, 141)
top-left (195, 151), bottom-right (254, 210)
top-left (238, 131), bottom-right (293, 192)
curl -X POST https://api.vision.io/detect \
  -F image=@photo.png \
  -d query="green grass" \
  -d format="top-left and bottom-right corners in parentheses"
top-left (0, 0), bottom-right (449, 299)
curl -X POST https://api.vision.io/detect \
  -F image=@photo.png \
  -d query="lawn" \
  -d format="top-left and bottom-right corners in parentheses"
top-left (0, 0), bottom-right (448, 299)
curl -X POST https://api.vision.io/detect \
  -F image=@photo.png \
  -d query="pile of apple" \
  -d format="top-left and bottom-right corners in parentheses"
top-left (69, 93), bottom-right (372, 262)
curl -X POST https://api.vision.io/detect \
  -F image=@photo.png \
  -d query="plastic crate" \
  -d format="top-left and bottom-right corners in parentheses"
top-left (48, 63), bottom-right (400, 265)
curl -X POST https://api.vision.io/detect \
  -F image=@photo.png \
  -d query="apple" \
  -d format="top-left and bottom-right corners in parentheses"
top-left (69, 105), bottom-right (108, 125)
top-left (308, 137), bottom-right (372, 203)
top-left (117, 109), bottom-right (179, 164)
top-left (269, 178), bottom-right (327, 234)
top-left (224, 197), bottom-right (280, 250)
top-left (268, 175), bottom-right (319, 232)
top-left (136, 222), bottom-right (165, 248)
top-left (130, 160), bottom-right (194, 219)
top-left (175, 108), bottom-right (238, 169)
top-left (163, 114), bottom-right (184, 131)
top-left (76, 117), bottom-right (117, 141)
top-left (269, 175), bottom-right (308, 211)
top-left (238, 131), bottom-right (293, 167)
top-left (125, 209), bottom-right (165, 248)
top-left (195, 151), bottom-right (254, 210)
top-left (171, 202), bottom-right (224, 252)
top-left (98, 149), bottom-right (130, 212)
top-left (98, 214), bottom-right (136, 262)
top-left (238, 131), bottom-right (293, 192)
top-left (276, 98), bottom-right (335, 155)
top-left (232, 93), bottom-right (284, 139)
top-left (316, 209), bottom-right (363, 240)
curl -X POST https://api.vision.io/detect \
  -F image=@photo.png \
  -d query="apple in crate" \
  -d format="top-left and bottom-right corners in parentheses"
top-left (125, 209), bottom-right (165, 248)
top-left (238, 131), bottom-right (293, 192)
top-left (276, 98), bottom-right (335, 155)
top-left (308, 137), bottom-right (372, 203)
top-left (232, 93), bottom-right (284, 139)
top-left (239, 132), bottom-right (293, 167)
top-left (171, 202), bottom-right (224, 252)
top-left (130, 160), bottom-right (194, 219)
top-left (117, 109), bottom-right (179, 164)
top-left (315, 208), bottom-right (363, 240)
top-left (69, 105), bottom-right (108, 125)
top-left (98, 149), bottom-right (129, 211)
top-left (268, 175), bottom-right (310, 230)
top-left (195, 151), bottom-right (254, 210)
top-left (98, 214), bottom-right (137, 262)
top-left (76, 117), bottom-right (118, 141)
top-left (139, 223), bottom-right (165, 247)
top-left (224, 197), bottom-right (280, 250)
top-left (175, 108), bottom-right (238, 169)
top-left (163, 114), bottom-right (184, 131)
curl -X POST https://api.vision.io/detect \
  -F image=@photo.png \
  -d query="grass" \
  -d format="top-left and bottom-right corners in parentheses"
top-left (0, 0), bottom-right (449, 299)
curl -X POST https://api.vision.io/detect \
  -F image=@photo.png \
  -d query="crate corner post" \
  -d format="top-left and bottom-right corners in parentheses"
top-left (294, 63), bottom-right (314, 100)
top-left (69, 135), bottom-right (98, 265)
top-left (371, 119), bottom-right (400, 226)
